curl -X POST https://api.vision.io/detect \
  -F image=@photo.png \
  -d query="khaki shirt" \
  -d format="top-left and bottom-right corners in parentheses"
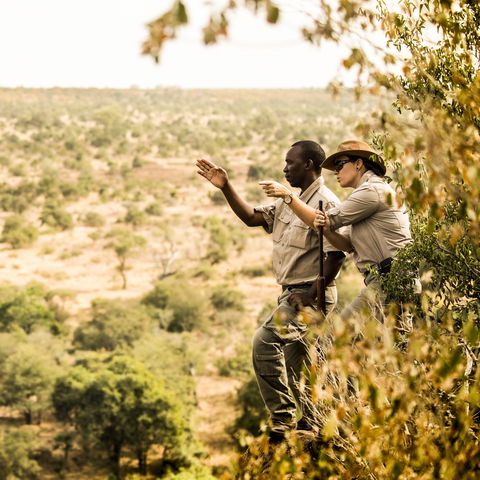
top-left (328, 171), bottom-right (411, 274)
top-left (254, 177), bottom-right (342, 286)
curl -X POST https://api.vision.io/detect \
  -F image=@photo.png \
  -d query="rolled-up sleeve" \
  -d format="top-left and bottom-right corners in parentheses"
top-left (328, 185), bottom-right (380, 230)
top-left (254, 202), bottom-right (277, 234)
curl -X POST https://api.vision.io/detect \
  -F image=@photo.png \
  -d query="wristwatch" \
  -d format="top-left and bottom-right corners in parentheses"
top-left (283, 193), bottom-right (293, 205)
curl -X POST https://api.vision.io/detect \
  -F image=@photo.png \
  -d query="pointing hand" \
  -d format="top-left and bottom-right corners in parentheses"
top-left (258, 180), bottom-right (291, 199)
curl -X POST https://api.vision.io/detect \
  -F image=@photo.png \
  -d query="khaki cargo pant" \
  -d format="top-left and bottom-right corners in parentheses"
top-left (340, 274), bottom-right (386, 321)
top-left (252, 284), bottom-right (337, 432)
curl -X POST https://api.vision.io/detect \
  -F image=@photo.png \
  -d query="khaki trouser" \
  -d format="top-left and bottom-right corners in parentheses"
top-left (340, 274), bottom-right (386, 322)
top-left (252, 284), bottom-right (337, 431)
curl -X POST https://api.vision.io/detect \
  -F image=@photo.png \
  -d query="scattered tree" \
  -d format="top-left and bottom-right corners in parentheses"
top-left (105, 227), bottom-right (147, 289)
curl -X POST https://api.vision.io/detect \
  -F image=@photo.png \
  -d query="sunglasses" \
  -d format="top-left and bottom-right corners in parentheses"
top-left (333, 158), bottom-right (356, 172)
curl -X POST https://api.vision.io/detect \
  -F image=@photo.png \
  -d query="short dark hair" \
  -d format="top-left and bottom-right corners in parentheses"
top-left (291, 140), bottom-right (325, 173)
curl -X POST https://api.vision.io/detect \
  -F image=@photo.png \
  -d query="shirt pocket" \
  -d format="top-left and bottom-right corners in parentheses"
top-left (288, 219), bottom-right (312, 249)
top-left (272, 209), bottom-right (292, 243)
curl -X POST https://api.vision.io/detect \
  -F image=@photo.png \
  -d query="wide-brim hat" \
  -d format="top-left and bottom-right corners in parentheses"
top-left (322, 139), bottom-right (386, 176)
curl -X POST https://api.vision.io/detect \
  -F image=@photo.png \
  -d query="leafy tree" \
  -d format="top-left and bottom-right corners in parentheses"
top-left (53, 354), bottom-right (187, 479)
top-left (105, 227), bottom-right (147, 289)
top-left (124, 204), bottom-right (147, 227)
top-left (142, 278), bottom-right (207, 332)
top-left (0, 429), bottom-right (40, 480)
top-left (0, 283), bottom-right (61, 335)
top-left (1, 215), bottom-right (39, 249)
top-left (0, 343), bottom-right (58, 424)
top-left (73, 298), bottom-right (152, 351)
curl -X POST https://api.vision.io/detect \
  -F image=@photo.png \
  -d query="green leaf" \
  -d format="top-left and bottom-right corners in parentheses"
top-left (266, 3), bottom-right (280, 24)
top-left (175, 1), bottom-right (188, 25)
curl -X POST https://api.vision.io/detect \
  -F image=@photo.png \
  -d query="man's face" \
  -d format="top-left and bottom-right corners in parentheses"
top-left (283, 145), bottom-right (307, 188)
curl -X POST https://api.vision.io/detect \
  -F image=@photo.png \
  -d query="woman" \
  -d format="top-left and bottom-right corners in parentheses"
top-left (260, 139), bottom-right (414, 319)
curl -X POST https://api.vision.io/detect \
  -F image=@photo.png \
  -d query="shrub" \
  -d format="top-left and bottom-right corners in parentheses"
top-left (0, 283), bottom-right (61, 335)
top-left (124, 204), bottom-right (147, 227)
top-left (82, 211), bottom-right (106, 227)
top-left (210, 284), bottom-right (245, 312)
top-left (216, 342), bottom-right (251, 377)
top-left (0, 430), bottom-right (41, 478)
top-left (73, 298), bottom-right (152, 351)
top-left (142, 279), bottom-right (207, 332)
top-left (208, 190), bottom-right (226, 205)
top-left (40, 201), bottom-right (73, 230)
top-left (202, 216), bottom-right (247, 264)
top-left (229, 375), bottom-right (268, 445)
top-left (240, 264), bottom-right (270, 278)
top-left (145, 202), bottom-right (163, 216)
top-left (1, 215), bottom-right (39, 248)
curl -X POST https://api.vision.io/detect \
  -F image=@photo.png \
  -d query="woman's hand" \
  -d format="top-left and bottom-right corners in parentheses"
top-left (258, 180), bottom-right (291, 198)
top-left (314, 209), bottom-right (330, 231)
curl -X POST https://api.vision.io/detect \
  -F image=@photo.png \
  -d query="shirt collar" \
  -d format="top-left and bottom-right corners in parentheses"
top-left (358, 170), bottom-right (379, 186)
top-left (299, 176), bottom-right (324, 203)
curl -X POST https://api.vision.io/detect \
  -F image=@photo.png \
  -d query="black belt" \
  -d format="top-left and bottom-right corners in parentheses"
top-left (364, 257), bottom-right (393, 278)
top-left (282, 281), bottom-right (336, 292)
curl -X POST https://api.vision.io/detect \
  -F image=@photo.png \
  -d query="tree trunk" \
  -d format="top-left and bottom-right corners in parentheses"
top-left (24, 409), bottom-right (32, 424)
top-left (110, 442), bottom-right (123, 480)
top-left (137, 449), bottom-right (148, 475)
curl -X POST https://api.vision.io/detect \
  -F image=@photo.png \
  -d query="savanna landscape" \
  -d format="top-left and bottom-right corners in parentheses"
top-left (0, 87), bottom-right (369, 479)
top-left (2, 0), bottom-right (480, 479)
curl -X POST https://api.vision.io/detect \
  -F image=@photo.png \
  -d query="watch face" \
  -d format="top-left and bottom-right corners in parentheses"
top-left (284, 194), bottom-right (292, 204)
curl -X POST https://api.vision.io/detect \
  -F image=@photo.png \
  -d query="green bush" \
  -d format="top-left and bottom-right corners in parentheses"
top-left (73, 298), bottom-right (152, 351)
top-left (217, 342), bottom-right (251, 377)
top-left (208, 190), bottom-right (226, 205)
top-left (229, 375), bottom-right (268, 445)
top-left (210, 284), bottom-right (245, 312)
top-left (1, 215), bottom-right (39, 248)
top-left (202, 216), bottom-right (247, 264)
top-left (142, 279), bottom-right (207, 332)
top-left (0, 429), bottom-right (41, 479)
top-left (124, 204), bottom-right (147, 227)
top-left (0, 283), bottom-right (61, 335)
top-left (40, 201), bottom-right (73, 230)
top-left (240, 264), bottom-right (270, 278)
top-left (82, 211), bottom-right (106, 227)
top-left (145, 202), bottom-right (163, 216)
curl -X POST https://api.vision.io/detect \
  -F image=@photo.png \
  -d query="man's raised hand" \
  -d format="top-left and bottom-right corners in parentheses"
top-left (196, 158), bottom-right (228, 189)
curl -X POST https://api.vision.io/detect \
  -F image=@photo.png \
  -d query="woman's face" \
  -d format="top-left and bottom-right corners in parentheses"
top-left (334, 156), bottom-right (362, 188)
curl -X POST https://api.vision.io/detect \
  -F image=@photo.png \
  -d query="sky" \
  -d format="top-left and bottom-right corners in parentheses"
top-left (0, 0), bottom-right (351, 89)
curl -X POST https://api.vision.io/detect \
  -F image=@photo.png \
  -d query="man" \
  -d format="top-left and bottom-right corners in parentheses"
top-left (196, 140), bottom-right (345, 441)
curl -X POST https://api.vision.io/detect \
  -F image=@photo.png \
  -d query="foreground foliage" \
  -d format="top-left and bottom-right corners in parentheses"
top-left (146, 1), bottom-right (480, 478)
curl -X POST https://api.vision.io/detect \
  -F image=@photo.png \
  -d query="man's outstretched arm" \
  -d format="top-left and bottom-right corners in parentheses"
top-left (196, 158), bottom-right (267, 228)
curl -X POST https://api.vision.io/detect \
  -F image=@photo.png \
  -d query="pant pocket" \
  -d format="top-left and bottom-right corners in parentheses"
top-left (254, 352), bottom-right (284, 376)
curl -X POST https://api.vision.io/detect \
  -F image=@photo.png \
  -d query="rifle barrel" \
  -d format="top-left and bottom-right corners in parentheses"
top-left (317, 200), bottom-right (326, 315)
